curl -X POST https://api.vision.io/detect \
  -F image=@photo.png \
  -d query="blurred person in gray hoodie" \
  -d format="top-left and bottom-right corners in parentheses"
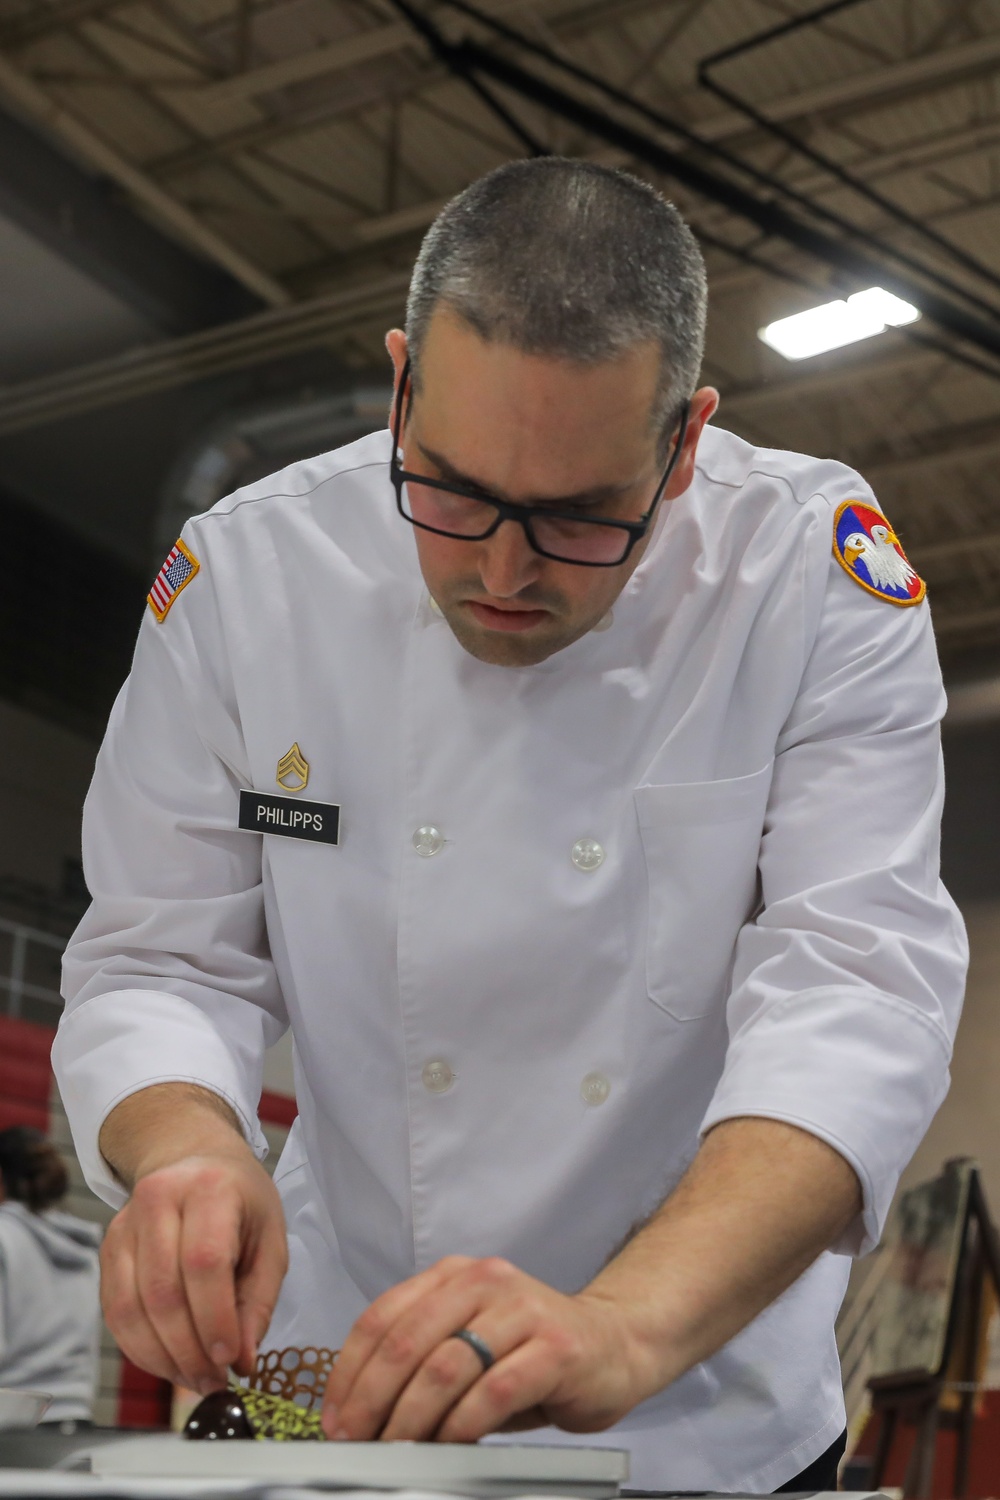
top-left (0, 1125), bottom-right (101, 1426)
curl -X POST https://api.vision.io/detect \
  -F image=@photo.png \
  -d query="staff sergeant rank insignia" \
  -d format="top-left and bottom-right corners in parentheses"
top-left (276, 743), bottom-right (310, 792)
top-left (239, 790), bottom-right (340, 845)
top-left (833, 500), bottom-right (926, 607)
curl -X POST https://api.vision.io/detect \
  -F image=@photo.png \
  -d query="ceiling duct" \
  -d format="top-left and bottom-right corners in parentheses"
top-left (155, 383), bottom-right (392, 562)
top-left (0, 271), bottom-right (409, 436)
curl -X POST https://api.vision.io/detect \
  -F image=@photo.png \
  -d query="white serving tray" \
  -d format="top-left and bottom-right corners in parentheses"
top-left (80, 1435), bottom-right (628, 1498)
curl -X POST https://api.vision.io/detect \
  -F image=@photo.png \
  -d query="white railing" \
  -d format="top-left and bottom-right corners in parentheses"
top-left (0, 915), bottom-right (65, 1020)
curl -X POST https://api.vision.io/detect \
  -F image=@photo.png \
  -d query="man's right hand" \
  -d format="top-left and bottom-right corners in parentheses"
top-left (98, 1084), bottom-right (289, 1394)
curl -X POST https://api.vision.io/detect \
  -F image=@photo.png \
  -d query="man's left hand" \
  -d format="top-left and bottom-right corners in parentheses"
top-left (321, 1255), bottom-right (650, 1442)
top-left (322, 1121), bottom-right (862, 1444)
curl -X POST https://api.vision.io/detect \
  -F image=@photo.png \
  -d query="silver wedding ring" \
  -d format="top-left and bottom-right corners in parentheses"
top-left (450, 1327), bottom-right (496, 1371)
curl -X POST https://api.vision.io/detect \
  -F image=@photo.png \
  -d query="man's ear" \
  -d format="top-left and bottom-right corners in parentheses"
top-left (665, 386), bottom-right (719, 500)
top-left (385, 329), bottom-right (409, 434)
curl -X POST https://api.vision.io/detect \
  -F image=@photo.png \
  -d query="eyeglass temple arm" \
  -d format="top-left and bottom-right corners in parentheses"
top-left (642, 401), bottom-right (691, 521)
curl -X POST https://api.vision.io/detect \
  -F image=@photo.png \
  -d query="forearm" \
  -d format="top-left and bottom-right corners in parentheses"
top-left (99, 1082), bottom-right (253, 1190)
top-left (584, 1116), bottom-right (861, 1390)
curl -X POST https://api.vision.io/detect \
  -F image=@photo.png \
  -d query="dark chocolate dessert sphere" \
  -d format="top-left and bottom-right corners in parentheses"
top-left (183, 1389), bottom-right (254, 1440)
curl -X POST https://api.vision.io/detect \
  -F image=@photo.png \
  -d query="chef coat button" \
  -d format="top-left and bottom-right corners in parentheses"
top-left (581, 1072), bottom-right (610, 1107)
top-left (571, 838), bottom-right (605, 872)
top-left (428, 595), bottom-right (443, 616)
top-left (422, 1059), bottom-right (454, 1093)
top-left (592, 609), bottom-right (613, 633)
top-left (413, 826), bottom-right (445, 857)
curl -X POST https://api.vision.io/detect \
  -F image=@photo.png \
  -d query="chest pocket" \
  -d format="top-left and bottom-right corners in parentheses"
top-left (634, 761), bottom-right (773, 1021)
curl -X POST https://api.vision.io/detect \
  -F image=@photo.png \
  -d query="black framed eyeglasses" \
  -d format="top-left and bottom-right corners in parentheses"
top-left (389, 359), bottom-right (689, 568)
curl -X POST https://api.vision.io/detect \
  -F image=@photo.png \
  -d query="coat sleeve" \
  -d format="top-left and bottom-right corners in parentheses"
top-left (700, 514), bottom-right (968, 1255)
top-left (53, 529), bottom-right (288, 1210)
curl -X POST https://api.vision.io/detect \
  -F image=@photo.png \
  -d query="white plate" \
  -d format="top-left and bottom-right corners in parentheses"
top-left (82, 1435), bottom-right (628, 1498)
top-left (0, 1389), bottom-right (52, 1430)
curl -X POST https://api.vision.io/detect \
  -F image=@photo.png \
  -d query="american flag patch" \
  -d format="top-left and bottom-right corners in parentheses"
top-left (148, 538), bottom-right (200, 621)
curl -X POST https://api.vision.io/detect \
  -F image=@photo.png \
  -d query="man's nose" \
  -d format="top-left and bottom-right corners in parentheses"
top-left (477, 517), bottom-right (542, 597)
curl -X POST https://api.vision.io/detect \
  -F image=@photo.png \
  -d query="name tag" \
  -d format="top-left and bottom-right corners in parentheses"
top-left (238, 790), bottom-right (340, 845)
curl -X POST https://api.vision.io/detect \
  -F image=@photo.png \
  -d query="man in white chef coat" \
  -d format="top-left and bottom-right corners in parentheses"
top-left (55, 159), bottom-right (967, 1491)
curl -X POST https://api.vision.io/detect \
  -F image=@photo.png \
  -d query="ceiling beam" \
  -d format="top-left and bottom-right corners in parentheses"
top-left (163, 0), bottom-right (555, 112)
top-left (934, 605), bottom-right (1000, 641)
top-left (912, 529), bottom-right (1000, 568)
top-left (695, 30), bottom-right (1000, 142)
top-left (290, 121), bottom-right (999, 296)
top-left (864, 429), bottom-right (1000, 484)
top-left (0, 104), bottom-right (259, 333)
top-left (0, 49), bottom-right (290, 307)
top-left (192, 22), bottom-right (422, 109)
top-left (160, 17), bottom-right (1000, 162)
top-left (188, 31), bottom-right (1000, 300)
top-left (942, 675), bottom-right (1000, 726)
top-left (718, 345), bottom-right (941, 414)
top-left (0, 1), bottom-right (129, 48)
top-left (0, 270), bottom-right (412, 436)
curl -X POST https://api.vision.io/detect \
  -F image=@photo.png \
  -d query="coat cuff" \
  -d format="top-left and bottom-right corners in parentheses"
top-left (700, 987), bottom-right (952, 1254)
top-left (52, 989), bottom-right (270, 1209)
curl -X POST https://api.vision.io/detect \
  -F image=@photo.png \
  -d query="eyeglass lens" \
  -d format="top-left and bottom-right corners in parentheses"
top-left (399, 478), bottom-right (633, 564)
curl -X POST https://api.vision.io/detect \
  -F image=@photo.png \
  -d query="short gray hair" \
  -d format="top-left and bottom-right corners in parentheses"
top-left (406, 158), bottom-right (707, 445)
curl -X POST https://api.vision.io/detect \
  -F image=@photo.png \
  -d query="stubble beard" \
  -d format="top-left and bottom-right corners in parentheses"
top-left (435, 589), bottom-right (606, 666)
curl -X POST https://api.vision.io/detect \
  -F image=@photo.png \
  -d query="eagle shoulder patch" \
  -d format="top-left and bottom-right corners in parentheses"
top-left (148, 538), bottom-right (200, 621)
top-left (832, 500), bottom-right (925, 607)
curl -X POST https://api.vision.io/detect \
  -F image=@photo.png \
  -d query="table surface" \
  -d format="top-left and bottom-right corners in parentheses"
top-left (0, 1432), bottom-right (884, 1500)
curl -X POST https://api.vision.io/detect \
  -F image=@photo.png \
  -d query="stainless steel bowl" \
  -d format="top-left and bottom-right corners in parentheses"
top-left (0, 1389), bottom-right (53, 1430)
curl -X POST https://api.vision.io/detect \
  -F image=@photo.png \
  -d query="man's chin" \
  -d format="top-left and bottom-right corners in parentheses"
top-left (441, 604), bottom-right (584, 666)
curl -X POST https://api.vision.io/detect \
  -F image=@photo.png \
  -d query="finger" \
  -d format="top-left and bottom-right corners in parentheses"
top-left (132, 1179), bottom-right (225, 1393)
top-left (436, 1339), bottom-right (564, 1443)
top-left (101, 1220), bottom-right (188, 1388)
top-left (380, 1288), bottom-right (537, 1443)
top-left (335, 1260), bottom-right (527, 1446)
top-left (178, 1182), bottom-right (243, 1373)
top-left (326, 1278), bottom-right (430, 1409)
top-left (233, 1210), bottom-right (289, 1375)
top-left (325, 1257), bottom-right (473, 1421)
top-left (381, 1321), bottom-right (523, 1442)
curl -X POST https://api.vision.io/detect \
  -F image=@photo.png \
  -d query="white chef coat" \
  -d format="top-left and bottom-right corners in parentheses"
top-left (55, 423), bottom-right (967, 1491)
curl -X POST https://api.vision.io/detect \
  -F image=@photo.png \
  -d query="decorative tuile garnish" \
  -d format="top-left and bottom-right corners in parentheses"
top-left (183, 1346), bottom-right (338, 1441)
top-left (252, 1345), bottom-right (337, 1409)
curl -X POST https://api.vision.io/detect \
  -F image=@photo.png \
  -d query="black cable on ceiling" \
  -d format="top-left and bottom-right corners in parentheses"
top-left (697, 0), bottom-right (1000, 300)
top-left (381, 0), bottom-right (549, 156)
top-left (382, 0), bottom-right (1000, 378)
top-left (427, 0), bottom-right (1000, 331)
top-left (463, 71), bottom-right (551, 156)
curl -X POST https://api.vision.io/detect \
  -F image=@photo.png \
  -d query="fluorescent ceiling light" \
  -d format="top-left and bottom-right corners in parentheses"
top-left (759, 287), bottom-right (921, 360)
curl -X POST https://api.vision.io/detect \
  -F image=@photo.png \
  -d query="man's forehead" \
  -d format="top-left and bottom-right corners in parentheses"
top-left (416, 307), bottom-right (664, 395)
top-left (408, 317), bottom-right (666, 498)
